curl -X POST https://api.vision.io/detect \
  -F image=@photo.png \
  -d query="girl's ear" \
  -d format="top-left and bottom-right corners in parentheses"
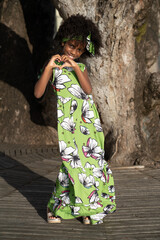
top-left (62, 42), bottom-right (65, 46)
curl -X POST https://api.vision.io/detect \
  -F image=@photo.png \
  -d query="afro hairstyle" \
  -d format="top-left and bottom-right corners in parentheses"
top-left (51, 14), bottom-right (102, 58)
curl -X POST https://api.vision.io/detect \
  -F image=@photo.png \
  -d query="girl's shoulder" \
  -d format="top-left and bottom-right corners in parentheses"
top-left (77, 62), bottom-right (86, 72)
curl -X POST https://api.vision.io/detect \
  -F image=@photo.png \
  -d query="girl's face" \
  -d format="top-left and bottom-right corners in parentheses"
top-left (62, 40), bottom-right (86, 60)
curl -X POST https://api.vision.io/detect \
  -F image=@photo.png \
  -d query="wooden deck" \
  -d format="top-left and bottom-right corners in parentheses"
top-left (0, 145), bottom-right (160, 240)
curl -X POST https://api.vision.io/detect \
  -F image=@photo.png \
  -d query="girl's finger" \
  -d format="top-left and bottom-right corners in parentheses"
top-left (51, 54), bottom-right (61, 62)
top-left (61, 55), bottom-right (69, 62)
top-left (61, 56), bottom-right (66, 62)
top-left (59, 62), bottom-right (71, 69)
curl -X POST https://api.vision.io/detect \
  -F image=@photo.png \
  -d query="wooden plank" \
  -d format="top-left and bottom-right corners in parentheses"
top-left (0, 147), bottom-right (160, 239)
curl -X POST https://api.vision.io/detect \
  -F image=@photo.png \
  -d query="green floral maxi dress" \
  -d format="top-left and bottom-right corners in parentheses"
top-left (47, 63), bottom-right (116, 225)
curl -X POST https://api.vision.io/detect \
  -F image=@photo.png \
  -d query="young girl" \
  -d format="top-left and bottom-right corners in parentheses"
top-left (34, 14), bottom-right (116, 225)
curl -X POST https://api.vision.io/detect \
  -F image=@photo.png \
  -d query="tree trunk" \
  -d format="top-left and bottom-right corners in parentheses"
top-left (0, 0), bottom-right (159, 166)
top-left (52, 0), bottom-right (160, 166)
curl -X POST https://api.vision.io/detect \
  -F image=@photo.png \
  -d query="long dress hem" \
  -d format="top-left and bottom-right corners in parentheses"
top-left (47, 63), bottom-right (116, 225)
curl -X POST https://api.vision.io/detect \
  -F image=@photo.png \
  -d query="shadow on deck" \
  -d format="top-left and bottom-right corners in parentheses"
top-left (0, 145), bottom-right (160, 240)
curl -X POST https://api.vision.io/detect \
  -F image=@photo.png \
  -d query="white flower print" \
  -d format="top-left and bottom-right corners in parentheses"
top-left (97, 150), bottom-right (106, 168)
top-left (89, 97), bottom-right (94, 106)
top-left (109, 195), bottom-right (116, 202)
top-left (103, 205), bottom-right (115, 213)
top-left (52, 198), bottom-right (62, 212)
top-left (108, 186), bottom-right (115, 193)
top-left (98, 159), bottom-right (106, 168)
top-left (88, 190), bottom-right (102, 209)
top-left (59, 141), bottom-right (75, 161)
top-left (60, 190), bottom-right (70, 205)
top-left (57, 109), bottom-right (64, 118)
top-left (70, 100), bottom-right (78, 114)
top-left (81, 100), bottom-right (94, 123)
top-left (106, 165), bottom-right (112, 175)
top-left (60, 141), bottom-right (82, 169)
top-left (88, 190), bottom-right (99, 203)
top-left (58, 96), bottom-right (71, 104)
top-left (69, 141), bottom-right (82, 169)
top-left (93, 168), bottom-right (106, 183)
top-left (84, 162), bottom-right (95, 169)
top-left (92, 168), bottom-right (103, 178)
top-left (70, 206), bottom-right (80, 215)
top-left (61, 116), bottom-right (76, 134)
top-left (111, 195), bottom-right (116, 201)
top-left (106, 165), bottom-right (112, 183)
top-left (101, 193), bottom-right (115, 202)
top-left (58, 172), bottom-right (69, 187)
top-left (75, 197), bottom-right (83, 204)
top-left (70, 152), bottom-right (82, 168)
top-left (90, 202), bottom-right (102, 209)
top-left (80, 126), bottom-right (90, 135)
top-left (82, 138), bottom-right (102, 159)
top-left (94, 118), bottom-right (103, 132)
top-left (78, 173), bottom-right (95, 188)
top-left (68, 84), bottom-right (88, 99)
top-left (90, 213), bottom-right (106, 222)
top-left (101, 193), bottom-right (110, 199)
top-left (53, 69), bottom-right (71, 91)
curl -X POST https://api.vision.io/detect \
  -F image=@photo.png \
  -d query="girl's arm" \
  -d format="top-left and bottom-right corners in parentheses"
top-left (34, 54), bottom-right (61, 98)
top-left (61, 56), bottom-right (92, 95)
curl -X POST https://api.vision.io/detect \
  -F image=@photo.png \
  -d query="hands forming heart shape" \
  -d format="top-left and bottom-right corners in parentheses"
top-left (54, 56), bottom-right (74, 69)
top-left (54, 59), bottom-right (64, 66)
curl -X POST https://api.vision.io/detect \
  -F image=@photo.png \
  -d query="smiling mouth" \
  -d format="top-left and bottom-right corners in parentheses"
top-left (66, 53), bottom-right (75, 59)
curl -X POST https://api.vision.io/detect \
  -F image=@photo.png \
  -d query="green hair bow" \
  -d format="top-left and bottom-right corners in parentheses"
top-left (86, 33), bottom-right (95, 56)
top-left (62, 33), bottom-right (95, 56)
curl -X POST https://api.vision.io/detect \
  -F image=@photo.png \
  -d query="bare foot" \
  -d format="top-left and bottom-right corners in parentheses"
top-left (83, 216), bottom-right (90, 224)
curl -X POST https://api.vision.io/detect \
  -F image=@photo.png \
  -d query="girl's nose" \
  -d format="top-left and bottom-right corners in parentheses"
top-left (71, 48), bottom-right (76, 56)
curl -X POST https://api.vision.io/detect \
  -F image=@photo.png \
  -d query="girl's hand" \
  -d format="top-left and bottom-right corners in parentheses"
top-left (60, 55), bottom-right (78, 69)
top-left (34, 54), bottom-right (62, 98)
top-left (46, 54), bottom-right (62, 70)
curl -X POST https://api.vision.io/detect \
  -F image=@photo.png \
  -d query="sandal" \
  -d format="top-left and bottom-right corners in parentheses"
top-left (47, 207), bottom-right (61, 223)
top-left (83, 216), bottom-right (91, 225)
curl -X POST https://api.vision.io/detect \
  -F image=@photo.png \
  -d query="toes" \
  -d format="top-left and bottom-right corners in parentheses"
top-left (49, 216), bottom-right (56, 219)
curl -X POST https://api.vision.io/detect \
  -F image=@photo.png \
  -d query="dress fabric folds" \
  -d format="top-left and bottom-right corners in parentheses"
top-left (47, 63), bottom-right (116, 224)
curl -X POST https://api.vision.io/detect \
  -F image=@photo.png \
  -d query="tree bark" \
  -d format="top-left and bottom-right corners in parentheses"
top-left (52, 0), bottom-right (160, 166)
top-left (0, 0), bottom-right (57, 146)
top-left (0, 0), bottom-right (159, 166)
